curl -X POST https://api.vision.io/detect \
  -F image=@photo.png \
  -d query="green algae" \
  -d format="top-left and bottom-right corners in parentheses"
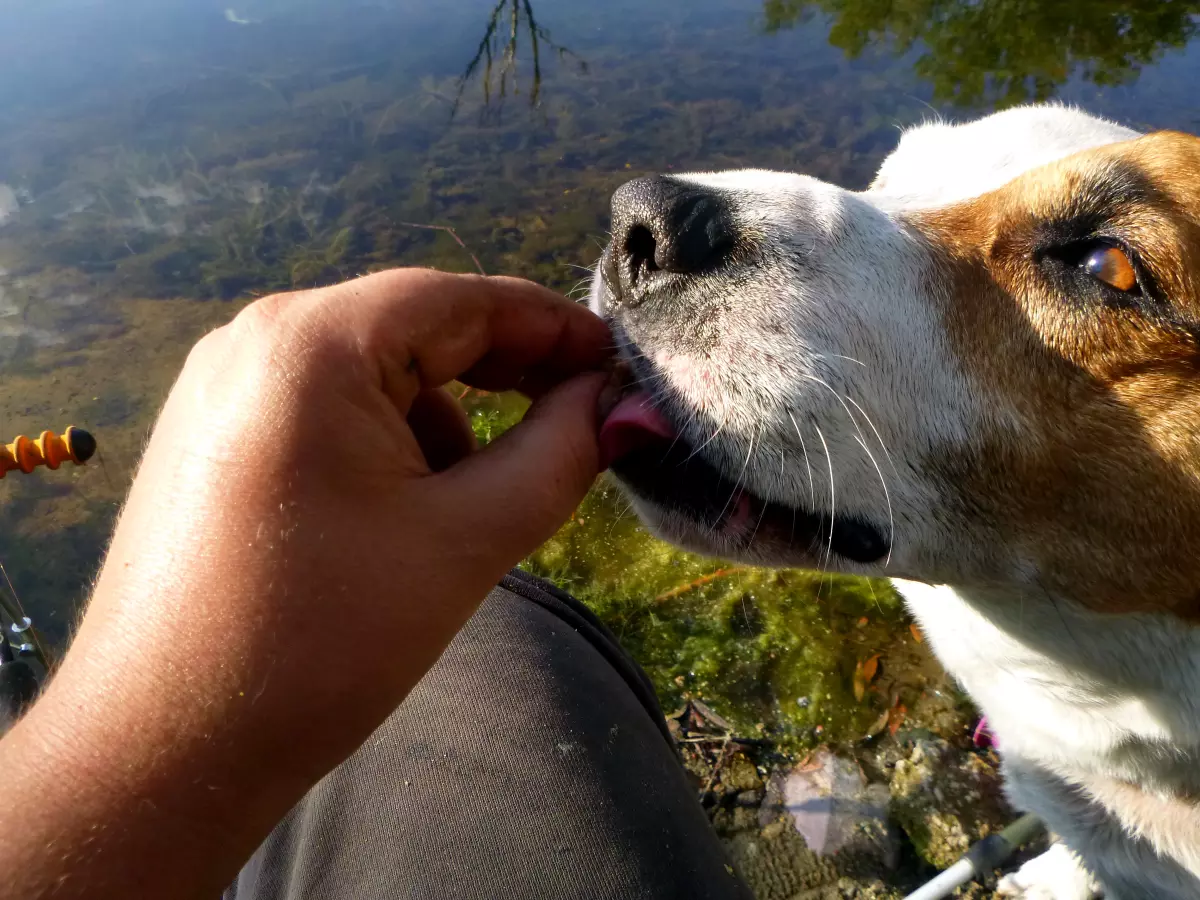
top-left (462, 389), bottom-right (916, 751)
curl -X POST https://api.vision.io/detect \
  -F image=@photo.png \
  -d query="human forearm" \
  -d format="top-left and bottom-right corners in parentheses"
top-left (0, 457), bottom-right (402, 898)
top-left (0, 270), bottom-right (610, 898)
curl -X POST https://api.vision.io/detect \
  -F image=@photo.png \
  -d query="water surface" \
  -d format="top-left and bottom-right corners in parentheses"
top-left (1, 0), bottom-right (1197, 748)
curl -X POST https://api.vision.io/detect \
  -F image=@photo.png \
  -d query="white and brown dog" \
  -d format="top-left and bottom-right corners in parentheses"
top-left (590, 105), bottom-right (1200, 899)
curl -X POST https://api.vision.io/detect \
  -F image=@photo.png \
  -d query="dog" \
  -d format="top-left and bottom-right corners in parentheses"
top-left (590, 104), bottom-right (1200, 900)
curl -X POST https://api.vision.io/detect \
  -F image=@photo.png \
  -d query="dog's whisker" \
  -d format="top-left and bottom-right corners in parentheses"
top-left (800, 375), bottom-right (895, 565)
top-left (633, 380), bottom-right (701, 462)
top-left (865, 578), bottom-right (885, 615)
top-left (813, 424), bottom-right (836, 572)
top-left (746, 430), bottom-right (773, 548)
top-left (827, 353), bottom-right (867, 368)
top-left (853, 434), bottom-right (894, 566)
top-left (565, 283), bottom-right (592, 299)
top-left (787, 409), bottom-right (817, 509)
top-left (841, 395), bottom-right (898, 564)
top-left (712, 424), bottom-right (758, 537)
top-left (844, 395), bottom-right (899, 475)
top-left (684, 421), bottom-right (726, 463)
top-left (660, 408), bottom-right (698, 460)
top-left (607, 497), bottom-right (637, 536)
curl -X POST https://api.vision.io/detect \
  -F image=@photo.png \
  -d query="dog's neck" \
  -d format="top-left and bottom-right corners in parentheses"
top-left (895, 578), bottom-right (1200, 791)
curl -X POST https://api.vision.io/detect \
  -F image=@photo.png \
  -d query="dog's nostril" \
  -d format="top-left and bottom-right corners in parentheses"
top-left (625, 225), bottom-right (659, 283)
top-left (607, 176), bottom-right (737, 306)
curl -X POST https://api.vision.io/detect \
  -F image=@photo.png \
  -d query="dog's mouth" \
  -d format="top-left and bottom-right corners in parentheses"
top-left (598, 384), bottom-right (889, 565)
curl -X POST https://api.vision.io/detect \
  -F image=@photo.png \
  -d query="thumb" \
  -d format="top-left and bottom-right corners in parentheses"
top-left (426, 372), bottom-right (607, 566)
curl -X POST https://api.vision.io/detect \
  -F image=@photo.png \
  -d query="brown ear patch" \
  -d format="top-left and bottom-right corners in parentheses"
top-left (905, 132), bottom-right (1200, 622)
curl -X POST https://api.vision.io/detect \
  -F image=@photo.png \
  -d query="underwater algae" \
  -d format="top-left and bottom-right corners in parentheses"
top-left (462, 390), bottom-right (954, 752)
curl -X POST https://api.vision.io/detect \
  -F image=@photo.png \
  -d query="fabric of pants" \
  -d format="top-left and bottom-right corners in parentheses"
top-left (225, 569), bottom-right (755, 899)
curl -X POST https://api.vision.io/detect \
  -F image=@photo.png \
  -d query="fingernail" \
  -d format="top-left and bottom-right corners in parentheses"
top-left (595, 358), bottom-right (632, 425)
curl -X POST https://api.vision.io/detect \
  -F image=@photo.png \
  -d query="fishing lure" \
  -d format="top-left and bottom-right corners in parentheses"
top-left (0, 426), bottom-right (96, 478)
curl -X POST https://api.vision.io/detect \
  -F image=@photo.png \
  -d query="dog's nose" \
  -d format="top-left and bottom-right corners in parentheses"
top-left (608, 176), bottom-right (735, 302)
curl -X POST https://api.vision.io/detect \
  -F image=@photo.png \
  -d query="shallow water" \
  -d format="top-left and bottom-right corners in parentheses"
top-left (0, 0), bottom-right (1198, 748)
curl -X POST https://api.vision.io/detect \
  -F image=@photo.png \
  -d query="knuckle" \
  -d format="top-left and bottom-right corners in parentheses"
top-left (233, 291), bottom-right (328, 361)
top-left (186, 289), bottom-right (342, 384)
top-left (186, 326), bottom-right (226, 366)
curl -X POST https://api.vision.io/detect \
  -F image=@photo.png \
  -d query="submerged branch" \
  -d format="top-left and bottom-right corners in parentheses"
top-left (395, 222), bottom-right (487, 276)
top-left (656, 567), bottom-right (750, 602)
top-left (452, 0), bottom-right (584, 118)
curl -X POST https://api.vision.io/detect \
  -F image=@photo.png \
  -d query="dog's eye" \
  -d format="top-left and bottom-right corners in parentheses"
top-left (1081, 244), bottom-right (1138, 293)
top-left (1038, 237), bottom-right (1159, 308)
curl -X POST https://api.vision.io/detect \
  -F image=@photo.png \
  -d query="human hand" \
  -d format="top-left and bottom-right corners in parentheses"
top-left (0, 269), bottom-right (612, 898)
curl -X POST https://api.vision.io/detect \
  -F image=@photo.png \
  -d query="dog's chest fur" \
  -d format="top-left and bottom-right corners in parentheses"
top-left (897, 578), bottom-right (1200, 895)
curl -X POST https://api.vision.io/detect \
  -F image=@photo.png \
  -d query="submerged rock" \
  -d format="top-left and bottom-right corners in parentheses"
top-left (722, 752), bottom-right (766, 794)
top-left (676, 702), bottom-right (1027, 895)
top-left (761, 749), bottom-right (900, 873)
top-left (888, 739), bottom-right (1013, 869)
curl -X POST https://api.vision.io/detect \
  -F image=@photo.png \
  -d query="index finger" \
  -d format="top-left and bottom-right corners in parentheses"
top-left (322, 268), bottom-right (613, 412)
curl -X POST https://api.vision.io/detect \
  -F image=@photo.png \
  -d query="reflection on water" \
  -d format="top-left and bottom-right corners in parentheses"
top-left (765, 0), bottom-right (1200, 107)
top-left (455, 0), bottom-right (587, 115)
top-left (0, 0), bottom-right (1197, 747)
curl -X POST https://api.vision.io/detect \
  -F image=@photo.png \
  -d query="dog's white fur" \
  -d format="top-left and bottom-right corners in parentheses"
top-left (592, 105), bottom-right (1200, 898)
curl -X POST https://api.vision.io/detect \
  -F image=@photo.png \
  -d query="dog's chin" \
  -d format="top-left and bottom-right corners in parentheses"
top-left (601, 392), bottom-right (890, 567)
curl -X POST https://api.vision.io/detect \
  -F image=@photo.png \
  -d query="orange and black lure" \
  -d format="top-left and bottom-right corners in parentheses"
top-left (0, 426), bottom-right (96, 478)
top-left (0, 426), bottom-right (96, 673)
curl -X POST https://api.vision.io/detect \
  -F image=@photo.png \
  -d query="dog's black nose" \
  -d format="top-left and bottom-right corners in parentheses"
top-left (608, 176), bottom-right (735, 303)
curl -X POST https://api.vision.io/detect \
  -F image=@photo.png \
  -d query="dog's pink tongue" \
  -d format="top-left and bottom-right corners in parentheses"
top-left (599, 391), bottom-right (677, 470)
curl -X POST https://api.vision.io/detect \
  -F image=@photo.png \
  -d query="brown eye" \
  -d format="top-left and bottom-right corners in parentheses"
top-left (1083, 245), bottom-right (1138, 292)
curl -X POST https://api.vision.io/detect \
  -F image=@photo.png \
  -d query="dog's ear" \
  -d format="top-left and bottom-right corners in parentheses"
top-left (1125, 132), bottom-right (1200, 256)
top-left (1153, 130), bottom-right (1200, 150)
top-left (1141, 131), bottom-right (1200, 193)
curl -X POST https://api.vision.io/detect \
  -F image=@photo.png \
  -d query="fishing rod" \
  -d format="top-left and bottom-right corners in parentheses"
top-left (0, 620), bottom-right (39, 734)
top-left (0, 426), bottom-right (97, 733)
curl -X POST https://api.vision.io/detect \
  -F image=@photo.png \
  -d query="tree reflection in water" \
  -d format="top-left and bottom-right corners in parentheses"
top-left (762, 0), bottom-right (1200, 107)
top-left (454, 0), bottom-right (586, 118)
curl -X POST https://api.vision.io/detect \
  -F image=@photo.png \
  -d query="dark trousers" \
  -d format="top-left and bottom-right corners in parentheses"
top-left (225, 570), bottom-right (755, 899)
